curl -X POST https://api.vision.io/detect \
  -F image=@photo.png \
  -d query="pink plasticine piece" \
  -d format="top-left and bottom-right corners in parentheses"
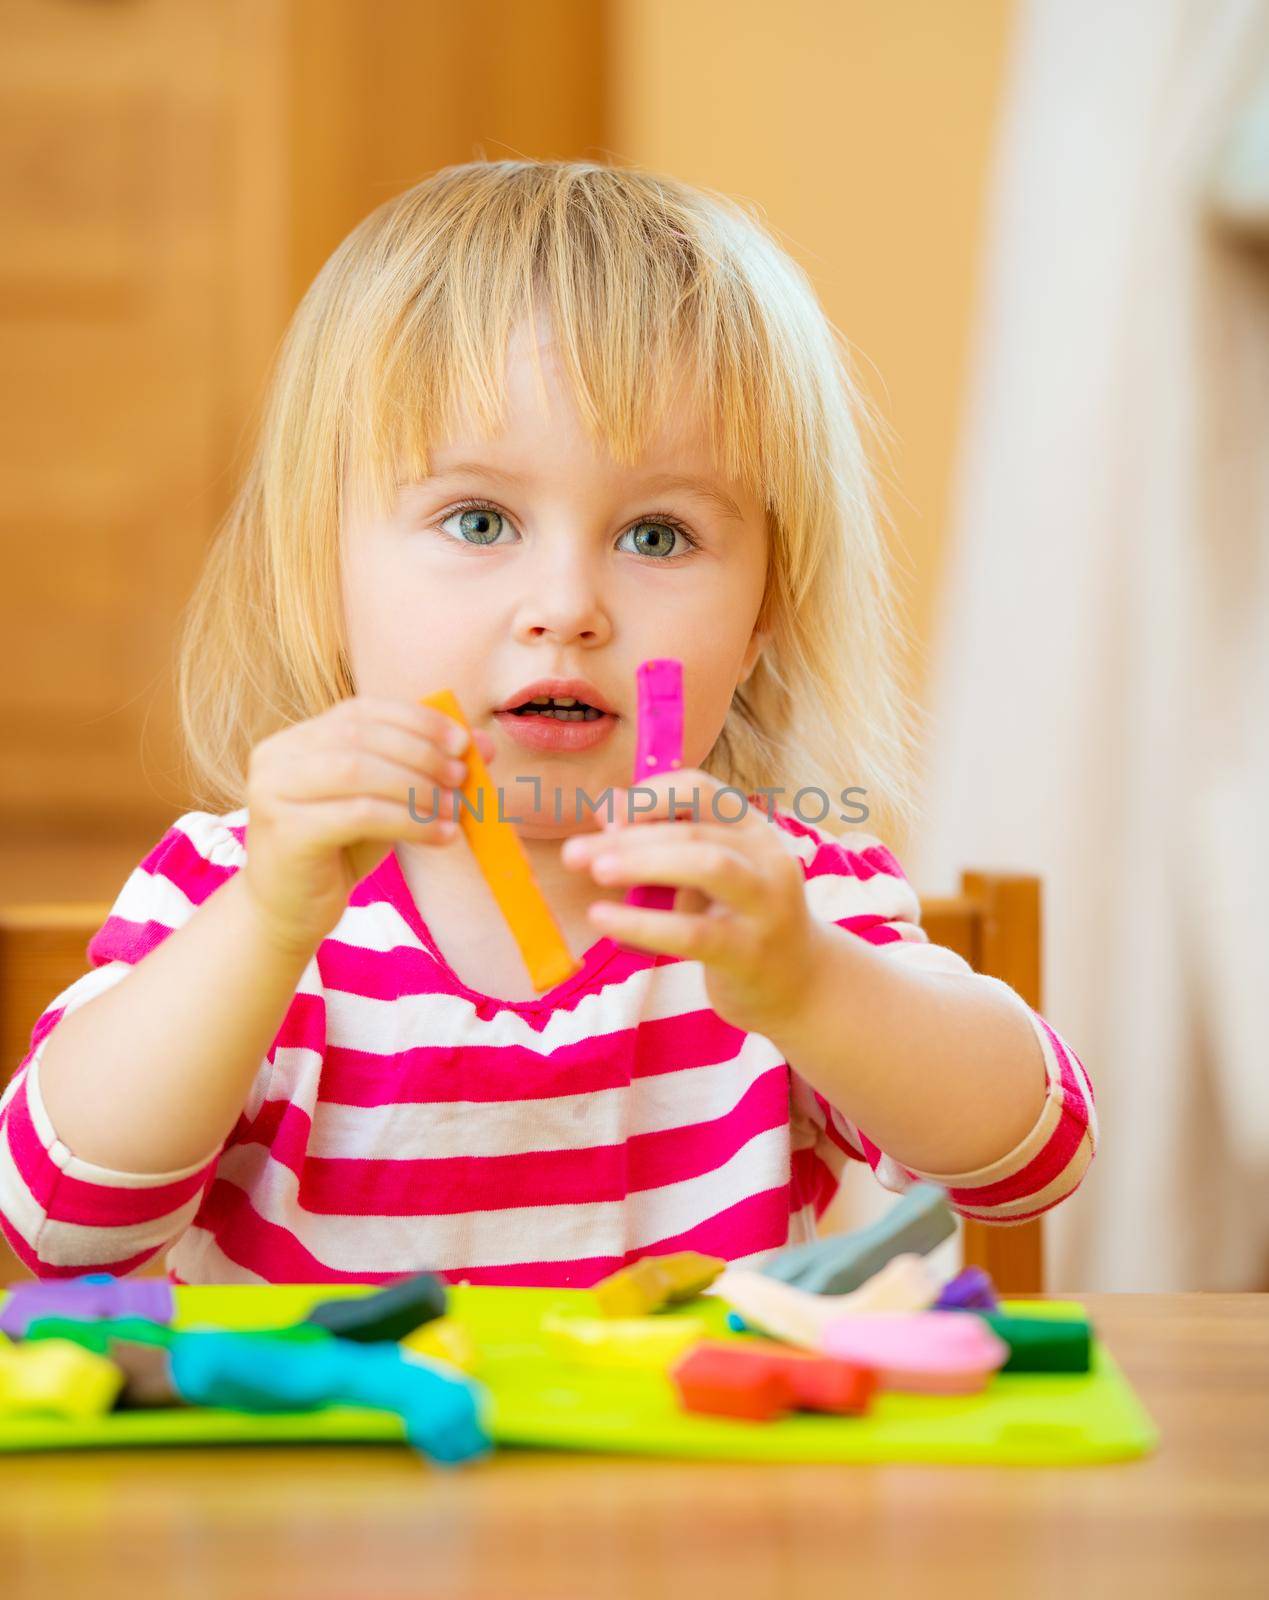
top-left (627, 659), bottom-right (684, 912)
top-left (821, 1311), bottom-right (1011, 1395)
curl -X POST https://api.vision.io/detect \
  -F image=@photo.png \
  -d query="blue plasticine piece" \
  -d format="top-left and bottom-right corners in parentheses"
top-left (168, 1332), bottom-right (490, 1465)
top-left (726, 1312), bottom-right (749, 1333)
top-left (0, 1274), bottom-right (175, 1338)
top-left (761, 1183), bottom-right (956, 1295)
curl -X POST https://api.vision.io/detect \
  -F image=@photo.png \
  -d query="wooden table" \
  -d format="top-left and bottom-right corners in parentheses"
top-left (0, 1294), bottom-right (1265, 1598)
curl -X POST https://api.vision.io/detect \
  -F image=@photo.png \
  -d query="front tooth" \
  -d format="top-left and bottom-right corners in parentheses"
top-left (530, 695), bottom-right (552, 705)
top-left (554, 696), bottom-right (578, 707)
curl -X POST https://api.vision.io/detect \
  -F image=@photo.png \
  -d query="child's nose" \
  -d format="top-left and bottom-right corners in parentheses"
top-left (513, 562), bottom-right (612, 648)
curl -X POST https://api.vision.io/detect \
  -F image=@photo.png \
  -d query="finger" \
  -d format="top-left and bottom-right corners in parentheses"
top-left (275, 747), bottom-right (467, 811)
top-left (280, 794), bottom-right (460, 851)
top-left (588, 839), bottom-right (767, 917)
top-left (613, 774), bottom-right (762, 829)
top-left (319, 719), bottom-right (473, 790)
top-left (586, 899), bottom-right (741, 964)
top-left (333, 696), bottom-right (474, 757)
top-left (564, 815), bottom-right (746, 865)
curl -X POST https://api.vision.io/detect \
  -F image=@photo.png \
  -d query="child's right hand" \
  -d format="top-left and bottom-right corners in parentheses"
top-left (242, 695), bottom-right (494, 956)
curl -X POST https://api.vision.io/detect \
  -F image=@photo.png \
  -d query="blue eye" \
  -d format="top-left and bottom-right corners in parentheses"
top-left (617, 519), bottom-right (696, 559)
top-left (439, 503), bottom-right (511, 546)
top-left (435, 498), bottom-right (700, 558)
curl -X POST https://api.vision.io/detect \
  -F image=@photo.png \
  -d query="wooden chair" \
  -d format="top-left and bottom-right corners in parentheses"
top-left (0, 873), bottom-right (1046, 1292)
top-left (918, 873), bottom-right (1046, 1295)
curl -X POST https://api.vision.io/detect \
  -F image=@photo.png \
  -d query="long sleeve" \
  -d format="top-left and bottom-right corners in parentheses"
top-left (0, 810), bottom-right (263, 1277)
top-left (782, 817), bottom-right (1097, 1227)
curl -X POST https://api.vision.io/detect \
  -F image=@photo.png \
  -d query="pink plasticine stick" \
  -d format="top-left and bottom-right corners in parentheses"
top-left (626, 658), bottom-right (683, 911)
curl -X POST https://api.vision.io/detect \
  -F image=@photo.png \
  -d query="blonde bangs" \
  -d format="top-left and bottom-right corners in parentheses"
top-left (177, 160), bottom-right (921, 842)
top-left (348, 168), bottom-right (777, 526)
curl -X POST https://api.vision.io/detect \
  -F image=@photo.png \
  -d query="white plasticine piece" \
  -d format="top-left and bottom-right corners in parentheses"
top-left (845, 1253), bottom-right (941, 1313)
top-left (713, 1254), bottom-right (941, 1351)
top-left (710, 1270), bottom-right (824, 1348)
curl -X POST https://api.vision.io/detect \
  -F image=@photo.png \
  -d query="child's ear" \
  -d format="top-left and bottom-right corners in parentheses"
top-left (738, 626), bottom-right (770, 685)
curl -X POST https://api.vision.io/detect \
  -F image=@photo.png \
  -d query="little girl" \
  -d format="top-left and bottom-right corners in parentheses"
top-left (0, 161), bottom-right (1095, 1285)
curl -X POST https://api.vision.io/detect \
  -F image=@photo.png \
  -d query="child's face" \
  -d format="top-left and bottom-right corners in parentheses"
top-left (340, 313), bottom-right (770, 836)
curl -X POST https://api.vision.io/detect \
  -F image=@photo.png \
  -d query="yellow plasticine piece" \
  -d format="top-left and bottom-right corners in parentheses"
top-left (541, 1311), bottom-right (707, 1369)
top-left (400, 1317), bottom-right (480, 1374)
top-left (420, 689), bottom-right (579, 994)
top-left (594, 1252), bottom-right (726, 1317)
top-left (0, 1337), bottom-right (123, 1420)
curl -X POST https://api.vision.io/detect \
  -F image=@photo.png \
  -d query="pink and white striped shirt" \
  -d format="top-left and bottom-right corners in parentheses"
top-left (0, 806), bottom-right (1096, 1285)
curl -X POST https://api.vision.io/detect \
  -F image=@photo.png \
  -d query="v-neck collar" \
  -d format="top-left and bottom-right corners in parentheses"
top-left (363, 845), bottom-right (644, 1013)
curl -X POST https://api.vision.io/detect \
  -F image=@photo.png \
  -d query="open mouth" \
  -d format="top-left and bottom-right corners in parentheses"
top-left (505, 696), bottom-right (608, 722)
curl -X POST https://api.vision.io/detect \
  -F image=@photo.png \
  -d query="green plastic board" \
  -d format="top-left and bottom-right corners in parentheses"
top-left (0, 1283), bottom-right (1159, 1465)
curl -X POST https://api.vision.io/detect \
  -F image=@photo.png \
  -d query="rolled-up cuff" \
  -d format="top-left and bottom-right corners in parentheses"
top-left (897, 988), bottom-right (1097, 1220)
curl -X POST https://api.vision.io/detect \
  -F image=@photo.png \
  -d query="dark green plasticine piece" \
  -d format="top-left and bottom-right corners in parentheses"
top-left (761, 1182), bottom-right (956, 1294)
top-left (303, 1272), bottom-right (448, 1343)
top-left (22, 1316), bottom-right (176, 1353)
top-left (236, 1324), bottom-right (334, 1344)
top-left (974, 1312), bottom-right (1091, 1373)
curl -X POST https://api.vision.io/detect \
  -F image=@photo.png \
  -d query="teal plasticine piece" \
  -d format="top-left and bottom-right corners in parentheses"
top-left (303, 1272), bottom-right (448, 1343)
top-left (976, 1312), bottom-right (1091, 1373)
top-left (761, 1182), bottom-right (956, 1294)
top-left (22, 1317), bottom-right (176, 1354)
top-left (167, 1331), bottom-right (490, 1465)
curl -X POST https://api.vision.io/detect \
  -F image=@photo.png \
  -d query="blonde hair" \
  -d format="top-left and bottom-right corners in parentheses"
top-left (177, 158), bottom-right (922, 841)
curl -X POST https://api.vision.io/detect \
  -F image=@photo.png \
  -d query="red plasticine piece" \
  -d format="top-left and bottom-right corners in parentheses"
top-left (671, 1341), bottom-right (876, 1422)
top-left (780, 1352), bottom-right (877, 1416)
top-left (671, 1345), bottom-right (792, 1421)
top-left (627, 658), bottom-right (684, 912)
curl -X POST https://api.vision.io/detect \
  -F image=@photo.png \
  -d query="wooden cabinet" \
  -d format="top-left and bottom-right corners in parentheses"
top-left (0, 0), bottom-right (606, 841)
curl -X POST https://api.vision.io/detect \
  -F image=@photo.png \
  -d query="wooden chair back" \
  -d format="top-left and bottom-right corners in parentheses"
top-left (0, 873), bottom-right (1046, 1292)
top-left (918, 872), bottom-right (1045, 1294)
top-left (0, 904), bottom-right (114, 1283)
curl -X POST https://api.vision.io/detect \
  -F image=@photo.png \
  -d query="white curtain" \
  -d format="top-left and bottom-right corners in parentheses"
top-left (910, 0), bottom-right (1269, 1290)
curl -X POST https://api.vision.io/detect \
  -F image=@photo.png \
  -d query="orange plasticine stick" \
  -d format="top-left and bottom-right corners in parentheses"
top-left (419, 689), bottom-right (579, 993)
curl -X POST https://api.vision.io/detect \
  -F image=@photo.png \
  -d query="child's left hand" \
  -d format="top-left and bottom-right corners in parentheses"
top-left (561, 769), bottom-right (828, 1038)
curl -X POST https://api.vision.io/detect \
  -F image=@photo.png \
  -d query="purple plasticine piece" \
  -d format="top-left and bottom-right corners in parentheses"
top-left (627, 658), bottom-right (684, 912)
top-left (934, 1266), bottom-right (1000, 1313)
top-left (0, 1274), bottom-right (175, 1338)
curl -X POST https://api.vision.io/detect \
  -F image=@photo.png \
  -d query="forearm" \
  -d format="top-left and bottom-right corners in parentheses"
top-left (769, 924), bottom-right (1049, 1176)
top-left (35, 873), bottom-right (315, 1173)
